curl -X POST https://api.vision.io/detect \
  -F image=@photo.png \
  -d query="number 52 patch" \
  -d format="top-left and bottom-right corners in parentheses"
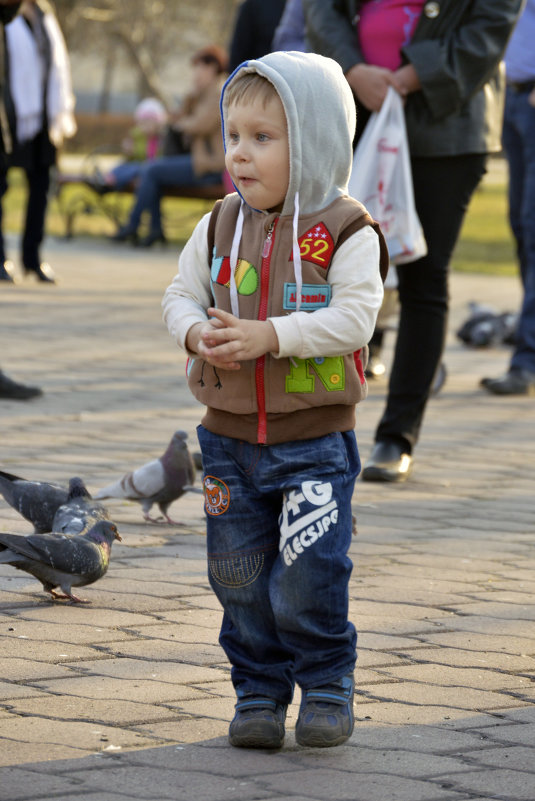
top-left (290, 222), bottom-right (334, 268)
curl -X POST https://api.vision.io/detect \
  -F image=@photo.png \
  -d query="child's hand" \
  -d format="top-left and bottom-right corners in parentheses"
top-left (198, 308), bottom-right (279, 370)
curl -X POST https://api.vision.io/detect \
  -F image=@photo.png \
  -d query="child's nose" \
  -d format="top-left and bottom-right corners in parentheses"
top-left (233, 140), bottom-right (250, 162)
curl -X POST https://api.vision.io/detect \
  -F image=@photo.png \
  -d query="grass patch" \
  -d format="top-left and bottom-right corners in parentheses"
top-left (451, 181), bottom-right (517, 277)
top-left (2, 168), bottom-right (214, 246)
top-left (3, 162), bottom-right (519, 276)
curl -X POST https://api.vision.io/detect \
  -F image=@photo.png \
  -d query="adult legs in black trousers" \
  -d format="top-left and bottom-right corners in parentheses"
top-left (363, 153), bottom-right (487, 481)
top-left (21, 163), bottom-right (52, 279)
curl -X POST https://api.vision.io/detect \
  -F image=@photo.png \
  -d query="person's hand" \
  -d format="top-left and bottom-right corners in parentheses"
top-left (529, 88), bottom-right (535, 108)
top-left (345, 64), bottom-right (395, 111)
top-left (392, 64), bottom-right (421, 99)
top-left (190, 308), bottom-right (279, 370)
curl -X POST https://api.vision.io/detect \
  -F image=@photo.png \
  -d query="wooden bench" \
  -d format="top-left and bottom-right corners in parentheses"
top-left (52, 170), bottom-right (226, 239)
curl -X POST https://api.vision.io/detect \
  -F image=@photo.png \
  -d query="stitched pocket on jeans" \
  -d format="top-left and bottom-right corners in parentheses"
top-left (208, 552), bottom-right (264, 588)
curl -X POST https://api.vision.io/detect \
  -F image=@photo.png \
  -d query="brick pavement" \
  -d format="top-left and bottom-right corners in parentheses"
top-left (1, 230), bottom-right (534, 801)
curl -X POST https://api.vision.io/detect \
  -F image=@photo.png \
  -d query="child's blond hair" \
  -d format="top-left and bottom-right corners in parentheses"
top-left (225, 72), bottom-right (278, 109)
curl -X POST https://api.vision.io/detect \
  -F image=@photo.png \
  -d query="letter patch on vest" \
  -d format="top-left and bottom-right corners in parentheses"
top-left (283, 283), bottom-right (331, 310)
top-left (286, 356), bottom-right (345, 393)
top-left (290, 222), bottom-right (334, 268)
top-left (211, 254), bottom-right (258, 295)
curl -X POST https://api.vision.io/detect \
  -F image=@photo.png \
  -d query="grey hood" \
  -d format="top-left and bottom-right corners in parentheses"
top-left (221, 50), bottom-right (357, 216)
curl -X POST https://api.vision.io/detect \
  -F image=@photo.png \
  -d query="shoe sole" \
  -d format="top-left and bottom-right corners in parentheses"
top-left (229, 722), bottom-right (284, 749)
top-left (295, 729), bottom-right (352, 748)
top-left (361, 464), bottom-right (411, 482)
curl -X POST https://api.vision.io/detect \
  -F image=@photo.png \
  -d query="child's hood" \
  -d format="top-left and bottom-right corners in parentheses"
top-left (220, 51), bottom-right (357, 217)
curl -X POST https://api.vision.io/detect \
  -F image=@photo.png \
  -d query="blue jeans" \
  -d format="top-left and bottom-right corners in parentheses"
top-left (126, 155), bottom-right (222, 234)
top-left (502, 86), bottom-right (535, 373)
top-left (197, 425), bottom-right (360, 705)
top-left (108, 160), bottom-right (144, 190)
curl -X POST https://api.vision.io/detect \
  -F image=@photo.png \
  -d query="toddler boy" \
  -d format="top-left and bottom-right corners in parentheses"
top-left (163, 51), bottom-right (387, 749)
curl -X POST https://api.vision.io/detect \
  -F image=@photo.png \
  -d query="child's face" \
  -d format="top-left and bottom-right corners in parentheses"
top-left (225, 93), bottom-right (289, 213)
top-left (137, 118), bottom-right (162, 136)
top-left (192, 62), bottom-right (219, 93)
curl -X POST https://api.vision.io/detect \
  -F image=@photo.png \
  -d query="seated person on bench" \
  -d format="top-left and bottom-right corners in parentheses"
top-left (111, 44), bottom-right (228, 248)
top-left (88, 97), bottom-right (169, 193)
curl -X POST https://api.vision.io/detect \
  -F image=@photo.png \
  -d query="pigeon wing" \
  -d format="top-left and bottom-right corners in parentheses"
top-left (0, 472), bottom-right (69, 533)
top-left (52, 498), bottom-right (110, 535)
top-left (0, 531), bottom-right (101, 575)
top-left (96, 459), bottom-right (165, 501)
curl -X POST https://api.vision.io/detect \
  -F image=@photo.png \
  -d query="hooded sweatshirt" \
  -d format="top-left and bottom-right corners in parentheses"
top-left (162, 51), bottom-right (386, 445)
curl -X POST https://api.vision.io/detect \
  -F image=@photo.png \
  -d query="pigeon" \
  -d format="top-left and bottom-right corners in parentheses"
top-left (0, 469), bottom-right (70, 533)
top-left (52, 477), bottom-right (110, 535)
top-left (95, 430), bottom-right (199, 524)
top-left (0, 520), bottom-right (122, 603)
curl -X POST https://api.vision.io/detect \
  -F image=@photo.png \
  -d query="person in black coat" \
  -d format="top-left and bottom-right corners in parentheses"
top-left (0, 0), bottom-right (42, 399)
top-left (228, 0), bottom-right (286, 73)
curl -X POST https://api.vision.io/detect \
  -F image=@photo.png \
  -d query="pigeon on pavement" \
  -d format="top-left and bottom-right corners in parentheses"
top-left (52, 477), bottom-right (110, 535)
top-left (95, 430), bottom-right (199, 523)
top-left (0, 470), bottom-right (69, 533)
top-left (0, 520), bottom-right (122, 603)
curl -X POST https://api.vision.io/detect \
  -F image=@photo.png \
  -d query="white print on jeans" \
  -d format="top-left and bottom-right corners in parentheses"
top-left (279, 480), bottom-right (339, 567)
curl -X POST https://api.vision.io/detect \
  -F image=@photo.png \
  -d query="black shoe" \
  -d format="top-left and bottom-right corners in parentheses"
top-left (138, 230), bottom-right (167, 248)
top-left (229, 697), bottom-right (287, 749)
top-left (25, 262), bottom-right (56, 283)
top-left (110, 225), bottom-right (138, 244)
top-left (296, 674), bottom-right (355, 748)
top-left (361, 441), bottom-right (412, 483)
top-left (365, 355), bottom-right (386, 379)
top-left (84, 169), bottom-right (113, 195)
top-left (480, 368), bottom-right (535, 396)
top-left (0, 371), bottom-right (43, 400)
top-left (35, 263), bottom-right (56, 283)
top-left (0, 259), bottom-right (16, 282)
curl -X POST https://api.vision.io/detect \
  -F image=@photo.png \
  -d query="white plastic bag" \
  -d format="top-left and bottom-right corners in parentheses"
top-left (348, 87), bottom-right (427, 265)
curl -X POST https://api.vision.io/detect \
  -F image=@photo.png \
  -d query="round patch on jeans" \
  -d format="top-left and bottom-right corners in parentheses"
top-left (203, 475), bottom-right (230, 516)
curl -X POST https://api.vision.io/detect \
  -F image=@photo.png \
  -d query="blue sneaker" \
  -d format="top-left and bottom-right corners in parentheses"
top-left (296, 673), bottom-right (354, 747)
top-left (229, 697), bottom-right (287, 749)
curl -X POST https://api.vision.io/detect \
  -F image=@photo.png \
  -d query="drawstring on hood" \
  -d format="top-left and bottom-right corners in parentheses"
top-left (292, 191), bottom-right (302, 312)
top-left (229, 201), bottom-right (244, 317)
top-left (220, 51), bottom-right (357, 318)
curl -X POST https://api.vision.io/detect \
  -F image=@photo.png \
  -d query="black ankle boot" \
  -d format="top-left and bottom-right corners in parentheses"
top-left (110, 225), bottom-right (138, 244)
top-left (138, 230), bottom-right (167, 248)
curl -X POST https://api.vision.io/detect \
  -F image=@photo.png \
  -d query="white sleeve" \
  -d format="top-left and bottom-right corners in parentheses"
top-left (161, 213), bottom-right (212, 351)
top-left (270, 225), bottom-right (384, 359)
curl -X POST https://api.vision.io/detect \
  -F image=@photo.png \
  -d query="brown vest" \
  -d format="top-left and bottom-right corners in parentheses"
top-left (189, 193), bottom-right (388, 444)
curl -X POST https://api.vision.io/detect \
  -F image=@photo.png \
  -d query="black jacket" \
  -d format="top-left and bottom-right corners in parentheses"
top-left (303, 0), bottom-right (523, 156)
top-left (229, 0), bottom-right (286, 73)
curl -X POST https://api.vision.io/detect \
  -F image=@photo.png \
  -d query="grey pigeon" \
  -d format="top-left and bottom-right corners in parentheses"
top-left (52, 477), bottom-right (110, 535)
top-left (0, 520), bottom-right (122, 603)
top-left (0, 469), bottom-right (69, 533)
top-left (95, 430), bottom-right (199, 523)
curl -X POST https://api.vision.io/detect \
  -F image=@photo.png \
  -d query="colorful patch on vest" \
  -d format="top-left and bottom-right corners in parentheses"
top-left (203, 475), bottom-right (230, 516)
top-left (211, 255), bottom-right (258, 295)
top-left (283, 283), bottom-right (331, 311)
top-left (286, 356), bottom-right (345, 393)
top-left (290, 222), bottom-right (334, 269)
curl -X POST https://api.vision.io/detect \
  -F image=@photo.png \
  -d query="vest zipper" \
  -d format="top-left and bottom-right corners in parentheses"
top-left (256, 218), bottom-right (278, 444)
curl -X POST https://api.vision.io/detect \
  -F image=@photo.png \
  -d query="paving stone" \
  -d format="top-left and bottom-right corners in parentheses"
top-left (0, 767), bottom-right (82, 800)
top-left (442, 769), bottom-right (535, 801)
top-left (3, 696), bottom-right (185, 727)
top-left (256, 767), bottom-right (455, 801)
top-left (377, 663), bottom-right (532, 690)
